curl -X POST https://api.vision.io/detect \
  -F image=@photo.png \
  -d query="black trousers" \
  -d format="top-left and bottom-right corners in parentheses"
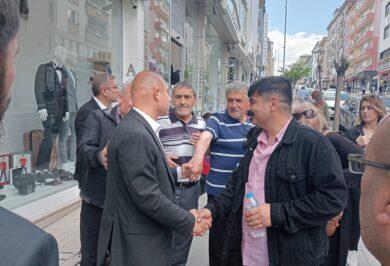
top-left (80, 200), bottom-right (103, 266)
top-left (208, 194), bottom-right (227, 266)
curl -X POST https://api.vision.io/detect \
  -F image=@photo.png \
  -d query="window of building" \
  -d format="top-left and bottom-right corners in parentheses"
top-left (0, 0), bottom-right (123, 212)
top-left (386, 2), bottom-right (390, 17)
top-left (385, 25), bottom-right (390, 40)
top-left (68, 9), bottom-right (79, 25)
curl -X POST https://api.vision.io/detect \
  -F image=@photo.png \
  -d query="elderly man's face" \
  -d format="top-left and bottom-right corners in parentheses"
top-left (0, 38), bottom-right (18, 121)
top-left (226, 90), bottom-right (248, 120)
top-left (172, 87), bottom-right (196, 119)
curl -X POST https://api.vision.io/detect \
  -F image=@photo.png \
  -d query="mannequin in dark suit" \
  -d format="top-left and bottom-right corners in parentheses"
top-left (97, 71), bottom-right (210, 265)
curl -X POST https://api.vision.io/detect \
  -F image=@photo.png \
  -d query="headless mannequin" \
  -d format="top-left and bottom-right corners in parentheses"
top-left (61, 51), bottom-right (79, 171)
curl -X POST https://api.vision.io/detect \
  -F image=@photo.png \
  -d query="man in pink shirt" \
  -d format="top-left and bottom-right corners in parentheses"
top-left (195, 76), bottom-right (347, 265)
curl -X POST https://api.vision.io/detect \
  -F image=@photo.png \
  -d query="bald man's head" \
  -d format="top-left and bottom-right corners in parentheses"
top-left (360, 114), bottom-right (390, 264)
top-left (131, 71), bottom-right (170, 118)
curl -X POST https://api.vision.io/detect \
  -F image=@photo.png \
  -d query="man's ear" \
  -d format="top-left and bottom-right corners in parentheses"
top-left (377, 205), bottom-right (390, 225)
top-left (152, 86), bottom-right (159, 101)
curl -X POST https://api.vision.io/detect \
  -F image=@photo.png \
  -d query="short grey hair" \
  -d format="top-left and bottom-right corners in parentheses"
top-left (91, 73), bottom-right (116, 96)
top-left (225, 81), bottom-right (248, 98)
top-left (172, 81), bottom-right (196, 97)
top-left (121, 76), bottom-right (133, 95)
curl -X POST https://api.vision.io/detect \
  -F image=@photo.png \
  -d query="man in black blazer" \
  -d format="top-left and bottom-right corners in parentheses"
top-left (77, 80), bottom-right (132, 266)
top-left (0, 1), bottom-right (59, 265)
top-left (97, 71), bottom-right (210, 265)
top-left (74, 73), bottom-right (120, 189)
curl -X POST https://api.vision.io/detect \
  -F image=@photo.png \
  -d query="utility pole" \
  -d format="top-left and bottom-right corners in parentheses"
top-left (282, 0), bottom-right (287, 73)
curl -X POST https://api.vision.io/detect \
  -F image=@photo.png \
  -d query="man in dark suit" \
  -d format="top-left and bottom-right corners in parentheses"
top-left (77, 80), bottom-right (132, 266)
top-left (0, 1), bottom-right (59, 265)
top-left (97, 71), bottom-right (210, 265)
top-left (74, 73), bottom-right (120, 189)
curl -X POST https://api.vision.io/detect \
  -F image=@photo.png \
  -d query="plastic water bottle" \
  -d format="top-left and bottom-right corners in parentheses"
top-left (244, 192), bottom-right (266, 238)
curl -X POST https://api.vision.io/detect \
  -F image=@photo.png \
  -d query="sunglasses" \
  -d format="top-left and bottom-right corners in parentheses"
top-left (292, 110), bottom-right (317, 120)
top-left (348, 154), bottom-right (390, 174)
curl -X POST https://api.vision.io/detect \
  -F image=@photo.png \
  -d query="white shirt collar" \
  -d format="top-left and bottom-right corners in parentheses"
top-left (93, 97), bottom-right (108, 110)
top-left (132, 107), bottom-right (160, 135)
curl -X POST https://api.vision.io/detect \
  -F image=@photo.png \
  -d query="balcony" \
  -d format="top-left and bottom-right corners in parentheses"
top-left (154, 20), bottom-right (169, 33)
top-left (354, 31), bottom-right (373, 49)
top-left (154, 4), bottom-right (169, 21)
top-left (354, 48), bottom-right (373, 63)
top-left (86, 0), bottom-right (109, 22)
top-left (353, 12), bottom-right (374, 35)
top-left (357, 0), bottom-right (375, 17)
top-left (68, 22), bottom-right (79, 36)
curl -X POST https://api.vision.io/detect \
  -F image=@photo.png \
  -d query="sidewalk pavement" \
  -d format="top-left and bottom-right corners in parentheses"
top-left (43, 195), bottom-right (379, 266)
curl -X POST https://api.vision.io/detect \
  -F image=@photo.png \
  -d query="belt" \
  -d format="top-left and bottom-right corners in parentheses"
top-left (175, 181), bottom-right (198, 189)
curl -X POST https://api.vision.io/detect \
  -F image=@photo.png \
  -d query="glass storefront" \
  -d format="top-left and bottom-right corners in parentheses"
top-left (0, 0), bottom-right (123, 210)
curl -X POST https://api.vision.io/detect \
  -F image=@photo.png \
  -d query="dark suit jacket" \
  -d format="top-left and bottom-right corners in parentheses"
top-left (78, 106), bottom-right (120, 208)
top-left (0, 207), bottom-right (59, 266)
top-left (97, 109), bottom-right (195, 266)
top-left (74, 98), bottom-right (101, 188)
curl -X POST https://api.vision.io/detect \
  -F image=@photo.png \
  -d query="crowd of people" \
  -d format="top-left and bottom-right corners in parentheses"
top-left (1, 1), bottom-right (390, 266)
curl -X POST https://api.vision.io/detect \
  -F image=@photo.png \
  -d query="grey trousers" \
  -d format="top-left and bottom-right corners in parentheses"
top-left (57, 112), bottom-right (77, 165)
top-left (170, 183), bottom-right (200, 266)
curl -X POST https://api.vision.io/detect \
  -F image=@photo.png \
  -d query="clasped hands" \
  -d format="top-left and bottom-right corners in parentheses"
top-left (189, 208), bottom-right (212, 236)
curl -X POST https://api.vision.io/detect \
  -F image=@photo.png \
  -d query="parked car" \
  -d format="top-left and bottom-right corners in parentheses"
top-left (323, 91), bottom-right (350, 120)
top-left (379, 96), bottom-right (390, 112)
top-left (339, 95), bottom-right (361, 131)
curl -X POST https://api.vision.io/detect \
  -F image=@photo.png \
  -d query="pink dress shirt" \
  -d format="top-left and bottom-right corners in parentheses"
top-left (242, 118), bottom-right (292, 266)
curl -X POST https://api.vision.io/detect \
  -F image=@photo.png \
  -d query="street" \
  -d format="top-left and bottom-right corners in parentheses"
top-left (43, 195), bottom-right (380, 266)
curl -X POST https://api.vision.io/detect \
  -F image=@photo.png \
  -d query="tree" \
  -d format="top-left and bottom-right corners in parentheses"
top-left (333, 57), bottom-right (350, 131)
top-left (282, 63), bottom-right (311, 86)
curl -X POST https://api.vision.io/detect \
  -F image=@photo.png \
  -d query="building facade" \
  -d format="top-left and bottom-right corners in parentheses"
top-left (378, 0), bottom-right (390, 91)
top-left (326, 1), bottom-right (349, 87)
top-left (345, 0), bottom-right (382, 91)
top-left (0, 0), bottom-right (264, 217)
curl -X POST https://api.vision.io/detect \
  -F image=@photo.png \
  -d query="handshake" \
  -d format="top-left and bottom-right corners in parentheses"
top-left (189, 208), bottom-right (212, 236)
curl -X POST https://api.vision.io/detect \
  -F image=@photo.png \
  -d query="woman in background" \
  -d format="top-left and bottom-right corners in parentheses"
top-left (343, 95), bottom-right (386, 147)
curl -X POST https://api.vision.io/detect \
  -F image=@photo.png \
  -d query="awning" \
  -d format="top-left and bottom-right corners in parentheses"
top-left (356, 70), bottom-right (378, 79)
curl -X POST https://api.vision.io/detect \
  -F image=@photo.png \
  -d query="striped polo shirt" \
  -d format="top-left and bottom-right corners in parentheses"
top-left (205, 110), bottom-right (253, 196)
top-left (157, 109), bottom-right (206, 167)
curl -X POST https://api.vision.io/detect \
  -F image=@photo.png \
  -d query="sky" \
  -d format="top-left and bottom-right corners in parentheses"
top-left (266, 0), bottom-right (344, 71)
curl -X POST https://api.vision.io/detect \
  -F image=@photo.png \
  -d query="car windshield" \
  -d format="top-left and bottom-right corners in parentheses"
top-left (323, 92), bottom-right (335, 100)
top-left (340, 92), bottom-right (349, 101)
top-left (382, 98), bottom-right (390, 109)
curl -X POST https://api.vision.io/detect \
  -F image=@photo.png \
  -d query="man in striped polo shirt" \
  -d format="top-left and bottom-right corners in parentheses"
top-left (188, 81), bottom-right (252, 265)
top-left (157, 81), bottom-right (206, 266)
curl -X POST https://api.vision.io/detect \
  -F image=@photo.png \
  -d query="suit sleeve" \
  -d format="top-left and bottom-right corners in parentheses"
top-left (15, 232), bottom-right (59, 266)
top-left (34, 65), bottom-right (46, 111)
top-left (117, 131), bottom-right (195, 233)
top-left (270, 139), bottom-right (348, 234)
top-left (77, 112), bottom-right (104, 168)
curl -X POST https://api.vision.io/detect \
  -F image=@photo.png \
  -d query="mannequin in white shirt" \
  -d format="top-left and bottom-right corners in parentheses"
top-left (37, 46), bottom-right (70, 122)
